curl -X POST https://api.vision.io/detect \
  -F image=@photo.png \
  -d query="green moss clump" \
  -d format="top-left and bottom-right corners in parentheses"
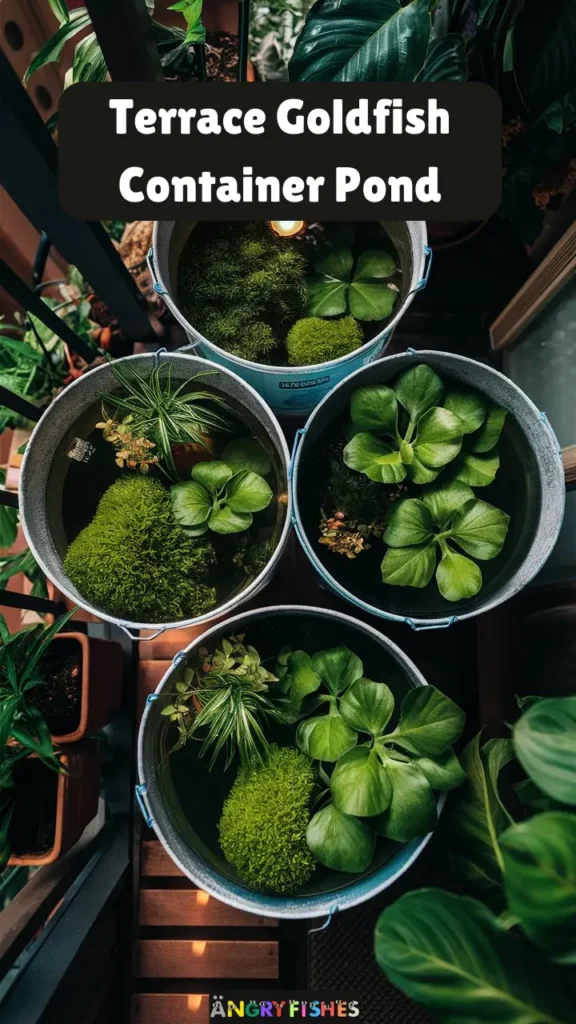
top-left (202, 308), bottom-right (277, 363)
top-left (64, 476), bottom-right (217, 622)
top-left (286, 316), bottom-right (363, 367)
top-left (218, 746), bottom-right (317, 894)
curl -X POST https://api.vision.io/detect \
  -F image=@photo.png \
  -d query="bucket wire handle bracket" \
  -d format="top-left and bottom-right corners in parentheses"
top-left (417, 245), bottom-right (433, 291)
top-left (135, 784), bottom-right (154, 828)
top-left (120, 625), bottom-right (166, 642)
top-left (308, 905), bottom-right (339, 935)
top-left (147, 246), bottom-right (167, 295)
top-left (405, 616), bottom-right (459, 631)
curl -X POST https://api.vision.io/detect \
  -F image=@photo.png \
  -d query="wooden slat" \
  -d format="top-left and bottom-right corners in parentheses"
top-left (140, 890), bottom-right (278, 928)
top-left (563, 445), bottom-right (576, 487)
top-left (132, 993), bottom-right (209, 1024)
top-left (136, 939), bottom-right (278, 979)
top-left (141, 841), bottom-right (184, 878)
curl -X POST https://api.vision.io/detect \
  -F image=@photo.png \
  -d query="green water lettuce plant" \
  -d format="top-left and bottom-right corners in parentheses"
top-left (280, 644), bottom-right (465, 871)
top-left (343, 364), bottom-right (506, 487)
top-left (218, 745), bottom-right (317, 893)
top-left (286, 316), bottom-right (363, 366)
top-left (171, 458), bottom-right (273, 536)
top-left (163, 635), bottom-right (286, 769)
top-left (306, 246), bottom-right (399, 322)
top-left (381, 482), bottom-right (510, 601)
top-left (100, 360), bottom-right (233, 484)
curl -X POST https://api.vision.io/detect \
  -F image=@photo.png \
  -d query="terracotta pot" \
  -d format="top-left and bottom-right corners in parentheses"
top-left (50, 633), bottom-right (123, 744)
top-left (8, 742), bottom-right (100, 867)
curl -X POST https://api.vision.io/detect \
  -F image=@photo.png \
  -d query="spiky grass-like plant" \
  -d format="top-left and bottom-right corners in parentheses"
top-left (100, 360), bottom-right (233, 482)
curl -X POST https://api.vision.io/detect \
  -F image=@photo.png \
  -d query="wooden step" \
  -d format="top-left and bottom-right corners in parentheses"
top-left (136, 939), bottom-right (279, 979)
top-left (132, 993), bottom-right (208, 1024)
top-left (140, 889), bottom-right (277, 928)
top-left (141, 840), bottom-right (184, 878)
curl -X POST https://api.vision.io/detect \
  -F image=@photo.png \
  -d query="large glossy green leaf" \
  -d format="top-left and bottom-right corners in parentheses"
top-left (311, 645), bottom-right (363, 696)
top-left (448, 499), bottom-right (510, 560)
top-left (374, 889), bottom-right (576, 1023)
top-left (415, 747), bottom-right (466, 791)
top-left (349, 385), bottom-right (398, 434)
top-left (446, 734), bottom-right (515, 895)
top-left (436, 547), bottom-right (482, 602)
top-left (471, 404), bottom-right (507, 453)
top-left (340, 678), bottom-right (394, 737)
top-left (343, 432), bottom-right (407, 484)
top-left (384, 498), bottom-right (435, 547)
top-left (225, 470), bottom-right (272, 513)
top-left (297, 706), bottom-right (358, 762)
top-left (307, 802), bottom-right (375, 872)
top-left (415, 33), bottom-right (467, 81)
top-left (72, 32), bottom-right (107, 83)
top-left (334, 0), bottom-right (433, 82)
top-left (513, 697), bottom-right (576, 805)
top-left (500, 811), bottom-right (576, 961)
top-left (381, 542), bottom-right (436, 588)
top-left (453, 451), bottom-right (500, 487)
top-left (394, 363), bottom-right (444, 421)
top-left (421, 479), bottom-right (474, 527)
top-left (348, 280), bottom-right (398, 321)
top-left (24, 8), bottom-right (92, 83)
top-left (443, 387), bottom-right (488, 434)
top-left (331, 745), bottom-right (392, 817)
top-left (170, 480), bottom-right (212, 527)
top-left (371, 759), bottom-right (437, 841)
top-left (412, 407), bottom-right (464, 469)
top-left (282, 651), bottom-right (321, 718)
top-left (289, 0), bottom-right (401, 82)
top-left (387, 685), bottom-right (465, 757)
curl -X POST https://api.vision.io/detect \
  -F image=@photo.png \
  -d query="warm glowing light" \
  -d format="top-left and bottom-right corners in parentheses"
top-left (191, 941), bottom-right (207, 957)
top-left (196, 890), bottom-right (210, 906)
top-left (269, 220), bottom-right (305, 237)
top-left (187, 995), bottom-right (204, 1012)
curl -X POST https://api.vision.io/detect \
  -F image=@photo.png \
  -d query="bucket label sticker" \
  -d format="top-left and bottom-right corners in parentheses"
top-left (67, 437), bottom-right (95, 463)
top-left (279, 376), bottom-right (330, 390)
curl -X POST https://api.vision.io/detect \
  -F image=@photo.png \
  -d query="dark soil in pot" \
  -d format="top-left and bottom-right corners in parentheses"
top-left (9, 759), bottom-right (58, 856)
top-left (156, 612), bottom-right (414, 897)
top-left (298, 373), bottom-right (540, 621)
top-left (28, 638), bottom-right (82, 737)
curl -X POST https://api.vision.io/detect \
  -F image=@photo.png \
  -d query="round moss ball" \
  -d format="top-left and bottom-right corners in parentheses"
top-left (218, 746), bottom-right (317, 894)
top-left (286, 316), bottom-right (363, 367)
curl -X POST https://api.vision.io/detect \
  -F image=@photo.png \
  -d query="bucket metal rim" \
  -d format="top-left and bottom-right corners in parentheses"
top-left (291, 348), bottom-right (566, 629)
top-left (137, 602), bottom-right (443, 919)
top-left (150, 221), bottom-right (429, 376)
top-left (20, 351), bottom-right (293, 634)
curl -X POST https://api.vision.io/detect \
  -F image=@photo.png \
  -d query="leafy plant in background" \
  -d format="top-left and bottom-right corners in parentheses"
top-left (162, 635), bottom-right (287, 769)
top-left (250, 0), bottom-right (311, 82)
top-left (306, 247), bottom-right (399, 322)
top-left (290, 0), bottom-right (576, 245)
top-left (374, 694), bottom-right (576, 1023)
top-left (276, 644), bottom-right (466, 872)
top-left (99, 360), bottom-right (233, 484)
top-left (170, 441), bottom-right (273, 536)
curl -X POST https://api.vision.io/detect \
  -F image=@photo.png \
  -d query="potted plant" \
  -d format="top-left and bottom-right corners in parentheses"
top-left (19, 352), bottom-right (291, 635)
top-left (137, 605), bottom-right (467, 917)
top-left (292, 350), bottom-right (565, 627)
top-left (374, 693), bottom-right (576, 1022)
top-left (150, 218), bottom-right (429, 416)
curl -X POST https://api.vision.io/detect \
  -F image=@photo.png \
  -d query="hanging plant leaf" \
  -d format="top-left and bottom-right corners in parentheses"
top-left (513, 697), bottom-right (576, 805)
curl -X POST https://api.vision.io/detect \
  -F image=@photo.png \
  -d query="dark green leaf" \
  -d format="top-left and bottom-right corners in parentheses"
top-left (340, 677), bottom-right (395, 737)
top-left (349, 385), bottom-right (398, 434)
top-left (48, 0), bottom-right (70, 24)
top-left (349, 281), bottom-right (398, 321)
top-left (374, 889), bottom-right (576, 1023)
top-left (381, 542), bottom-right (437, 588)
top-left (208, 506), bottom-right (252, 534)
top-left (500, 811), bottom-right (576, 961)
top-left (412, 407), bottom-right (464, 469)
top-left (415, 748), bottom-right (467, 791)
top-left (225, 470), bottom-right (273, 513)
top-left (354, 249), bottom-right (396, 279)
top-left (331, 745), bottom-right (392, 816)
top-left (384, 498), bottom-right (435, 547)
top-left (334, 0), bottom-right (432, 82)
top-left (513, 697), bottom-right (576, 805)
top-left (443, 388), bottom-right (488, 434)
top-left (72, 31), bottom-right (107, 83)
top-left (449, 499), bottom-right (510, 560)
top-left (415, 33), bottom-right (468, 81)
top-left (471, 404), bottom-right (507, 453)
top-left (306, 803), bottom-right (375, 873)
top-left (170, 480), bottom-right (212, 527)
top-left (283, 651), bottom-right (321, 717)
top-left (394, 363), bottom-right (444, 420)
top-left (192, 461), bottom-right (233, 493)
top-left (306, 277), bottom-right (348, 317)
top-left (315, 246), bottom-right (354, 280)
top-left (343, 432), bottom-right (406, 483)
top-left (421, 479), bottom-right (474, 527)
top-left (297, 707), bottom-right (358, 762)
top-left (389, 685), bottom-right (465, 757)
top-left (453, 451), bottom-right (500, 487)
top-left (436, 547), bottom-right (482, 602)
top-left (371, 759), bottom-right (437, 841)
top-left (221, 438), bottom-right (271, 476)
top-left (290, 0), bottom-right (400, 83)
top-left (24, 8), bottom-right (92, 83)
top-left (312, 645), bottom-right (363, 696)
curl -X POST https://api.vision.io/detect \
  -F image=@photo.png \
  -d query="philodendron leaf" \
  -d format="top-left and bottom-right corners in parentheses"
top-left (412, 407), bottom-right (464, 470)
top-left (421, 479), bottom-right (475, 528)
top-left (331, 745), bottom-right (392, 817)
top-left (171, 480), bottom-right (212, 527)
top-left (513, 697), bottom-right (576, 805)
top-left (449, 499), bottom-right (510, 560)
top-left (192, 461), bottom-right (233, 492)
top-left (297, 707), bottom-right (357, 762)
top-left (436, 547), bottom-right (482, 602)
top-left (415, 748), bottom-right (467, 791)
top-left (384, 499), bottom-right (435, 547)
top-left (289, 0), bottom-right (400, 82)
top-left (306, 803), bottom-right (375, 873)
top-left (312, 645), bottom-right (363, 696)
top-left (334, 0), bottom-right (432, 83)
top-left (283, 651), bottom-right (321, 717)
top-left (500, 811), bottom-right (576, 961)
top-left (349, 280), bottom-right (398, 321)
top-left (394, 364), bottom-right (444, 421)
top-left (225, 470), bottom-right (273, 513)
top-left (350, 385), bottom-right (398, 434)
top-left (371, 759), bottom-right (437, 841)
top-left (471, 404), bottom-right (507, 453)
top-left (443, 388), bottom-right (488, 434)
top-left (340, 678), bottom-right (395, 737)
top-left (208, 506), bottom-right (252, 534)
top-left (343, 433), bottom-right (406, 484)
top-left (221, 438), bottom-right (271, 476)
top-left (446, 734), bottom-right (515, 895)
top-left (390, 686), bottom-right (465, 757)
top-left (374, 889), bottom-right (576, 1024)
top-left (381, 542), bottom-right (436, 588)
top-left (453, 451), bottom-right (500, 487)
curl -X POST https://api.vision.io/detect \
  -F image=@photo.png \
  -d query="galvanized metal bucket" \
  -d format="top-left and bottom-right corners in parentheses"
top-left (291, 350), bottom-right (566, 629)
top-left (19, 352), bottom-right (291, 640)
top-left (137, 604), bottom-right (442, 919)
top-left (150, 220), bottom-right (431, 416)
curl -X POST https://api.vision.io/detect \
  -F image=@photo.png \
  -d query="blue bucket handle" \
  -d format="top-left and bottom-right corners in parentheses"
top-left (404, 616), bottom-right (459, 631)
top-left (308, 905), bottom-right (339, 935)
top-left (417, 245), bottom-right (433, 291)
top-left (147, 246), bottom-right (168, 296)
top-left (288, 427), bottom-right (307, 483)
top-left (135, 784), bottom-right (154, 828)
